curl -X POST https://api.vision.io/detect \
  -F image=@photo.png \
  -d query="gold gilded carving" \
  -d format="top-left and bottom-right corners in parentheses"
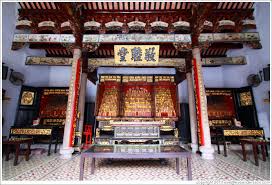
top-left (112, 57), bottom-right (182, 67)
top-left (155, 87), bottom-right (176, 117)
top-left (173, 42), bottom-right (192, 51)
top-left (26, 56), bottom-right (185, 68)
top-left (21, 91), bottom-right (35, 105)
top-left (10, 128), bottom-right (52, 135)
top-left (82, 43), bottom-right (100, 52)
top-left (123, 86), bottom-right (152, 117)
top-left (240, 92), bottom-right (253, 106)
top-left (96, 128), bottom-right (100, 138)
top-left (98, 85), bottom-right (119, 117)
top-left (122, 75), bottom-right (153, 82)
top-left (154, 76), bottom-right (174, 82)
top-left (26, 56), bottom-right (72, 65)
top-left (223, 130), bottom-right (263, 136)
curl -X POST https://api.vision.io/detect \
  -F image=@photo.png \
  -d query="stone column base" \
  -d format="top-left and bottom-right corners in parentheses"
top-left (190, 143), bottom-right (199, 153)
top-left (60, 147), bottom-right (74, 159)
top-left (199, 145), bottom-right (215, 160)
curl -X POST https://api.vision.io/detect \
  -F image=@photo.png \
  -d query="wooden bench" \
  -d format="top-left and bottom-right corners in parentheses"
top-left (79, 145), bottom-right (192, 181)
top-left (240, 138), bottom-right (269, 166)
top-left (3, 138), bottom-right (33, 166)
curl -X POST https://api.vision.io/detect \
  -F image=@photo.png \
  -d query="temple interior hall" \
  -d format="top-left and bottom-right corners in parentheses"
top-left (1, 1), bottom-right (271, 184)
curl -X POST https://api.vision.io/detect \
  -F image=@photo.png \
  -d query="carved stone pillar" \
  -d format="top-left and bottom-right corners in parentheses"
top-left (60, 48), bottom-right (82, 159)
top-left (192, 47), bottom-right (214, 160)
top-left (186, 72), bottom-right (198, 153)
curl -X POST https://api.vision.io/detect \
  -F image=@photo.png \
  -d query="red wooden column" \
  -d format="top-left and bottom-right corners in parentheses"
top-left (192, 47), bottom-right (214, 160)
top-left (60, 48), bottom-right (82, 159)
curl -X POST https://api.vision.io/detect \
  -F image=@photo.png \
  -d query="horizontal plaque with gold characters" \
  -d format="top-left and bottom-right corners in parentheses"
top-left (155, 76), bottom-right (175, 82)
top-left (100, 75), bottom-right (121, 82)
top-left (223, 129), bottom-right (263, 136)
top-left (10, 128), bottom-right (52, 135)
top-left (122, 75), bottom-right (153, 82)
top-left (114, 45), bottom-right (159, 65)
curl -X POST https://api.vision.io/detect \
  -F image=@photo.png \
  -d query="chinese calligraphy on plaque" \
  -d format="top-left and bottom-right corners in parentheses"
top-left (114, 45), bottom-right (159, 65)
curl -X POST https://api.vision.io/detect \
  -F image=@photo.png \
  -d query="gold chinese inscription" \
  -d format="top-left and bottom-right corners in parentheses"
top-left (239, 92), bottom-right (253, 106)
top-left (209, 120), bottom-right (233, 126)
top-left (206, 89), bottom-right (232, 96)
top-left (43, 118), bottom-right (65, 125)
top-left (114, 45), bottom-right (159, 65)
top-left (10, 128), bottom-right (52, 135)
top-left (223, 129), bottom-right (263, 136)
top-left (21, 91), bottom-right (35, 105)
top-left (122, 75), bottom-right (153, 82)
top-left (43, 88), bottom-right (69, 95)
top-left (154, 76), bottom-right (175, 82)
top-left (100, 75), bottom-right (121, 82)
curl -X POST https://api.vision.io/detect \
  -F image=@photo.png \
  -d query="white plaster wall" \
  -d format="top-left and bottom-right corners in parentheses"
top-left (2, 2), bottom-right (47, 137)
top-left (225, 2), bottom-right (270, 137)
top-left (179, 66), bottom-right (224, 104)
top-left (202, 67), bottom-right (224, 87)
top-left (48, 66), bottom-right (71, 87)
top-left (86, 80), bottom-right (97, 102)
top-left (178, 80), bottom-right (188, 103)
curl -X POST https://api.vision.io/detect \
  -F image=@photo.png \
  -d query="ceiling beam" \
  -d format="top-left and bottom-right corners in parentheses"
top-left (25, 56), bottom-right (246, 67)
top-left (18, 9), bottom-right (254, 32)
top-left (56, 3), bottom-right (84, 47)
top-left (12, 33), bottom-right (261, 51)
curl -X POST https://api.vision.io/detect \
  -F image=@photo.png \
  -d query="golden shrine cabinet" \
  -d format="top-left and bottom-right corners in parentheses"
top-left (206, 87), bottom-right (262, 142)
top-left (93, 74), bottom-right (188, 147)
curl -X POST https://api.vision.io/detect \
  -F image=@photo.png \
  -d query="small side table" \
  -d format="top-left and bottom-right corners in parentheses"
top-left (240, 138), bottom-right (269, 166)
top-left (3, 138), bottom-right (33, 166)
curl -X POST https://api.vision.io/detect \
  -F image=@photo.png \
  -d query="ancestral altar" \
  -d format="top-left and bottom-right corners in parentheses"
top-left (94, 74), bottom-right (180, 146)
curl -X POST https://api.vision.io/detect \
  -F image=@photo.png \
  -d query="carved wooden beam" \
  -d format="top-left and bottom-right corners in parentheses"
top-left (25, 56), bottom-right (247, 68)
top-left (25, 56), bottom-right (185, 68)
top-left (202, 56), bottom-right (246, 66)
top-left (13, 32), bottom-right (260, 45)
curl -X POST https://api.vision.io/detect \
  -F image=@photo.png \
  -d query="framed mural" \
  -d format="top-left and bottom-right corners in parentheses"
top-left (20, 91), bottom-right (35, 105)
top-left (206, 89), bottom-right (236, 127)
top-left (39, 88), bottom-right (69, 125)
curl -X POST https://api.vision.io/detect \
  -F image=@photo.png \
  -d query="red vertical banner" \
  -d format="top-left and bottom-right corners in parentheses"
top-left (69, 59), bottom-right (81, 147)
top-left (192, 58), bottom-right (205, 146)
